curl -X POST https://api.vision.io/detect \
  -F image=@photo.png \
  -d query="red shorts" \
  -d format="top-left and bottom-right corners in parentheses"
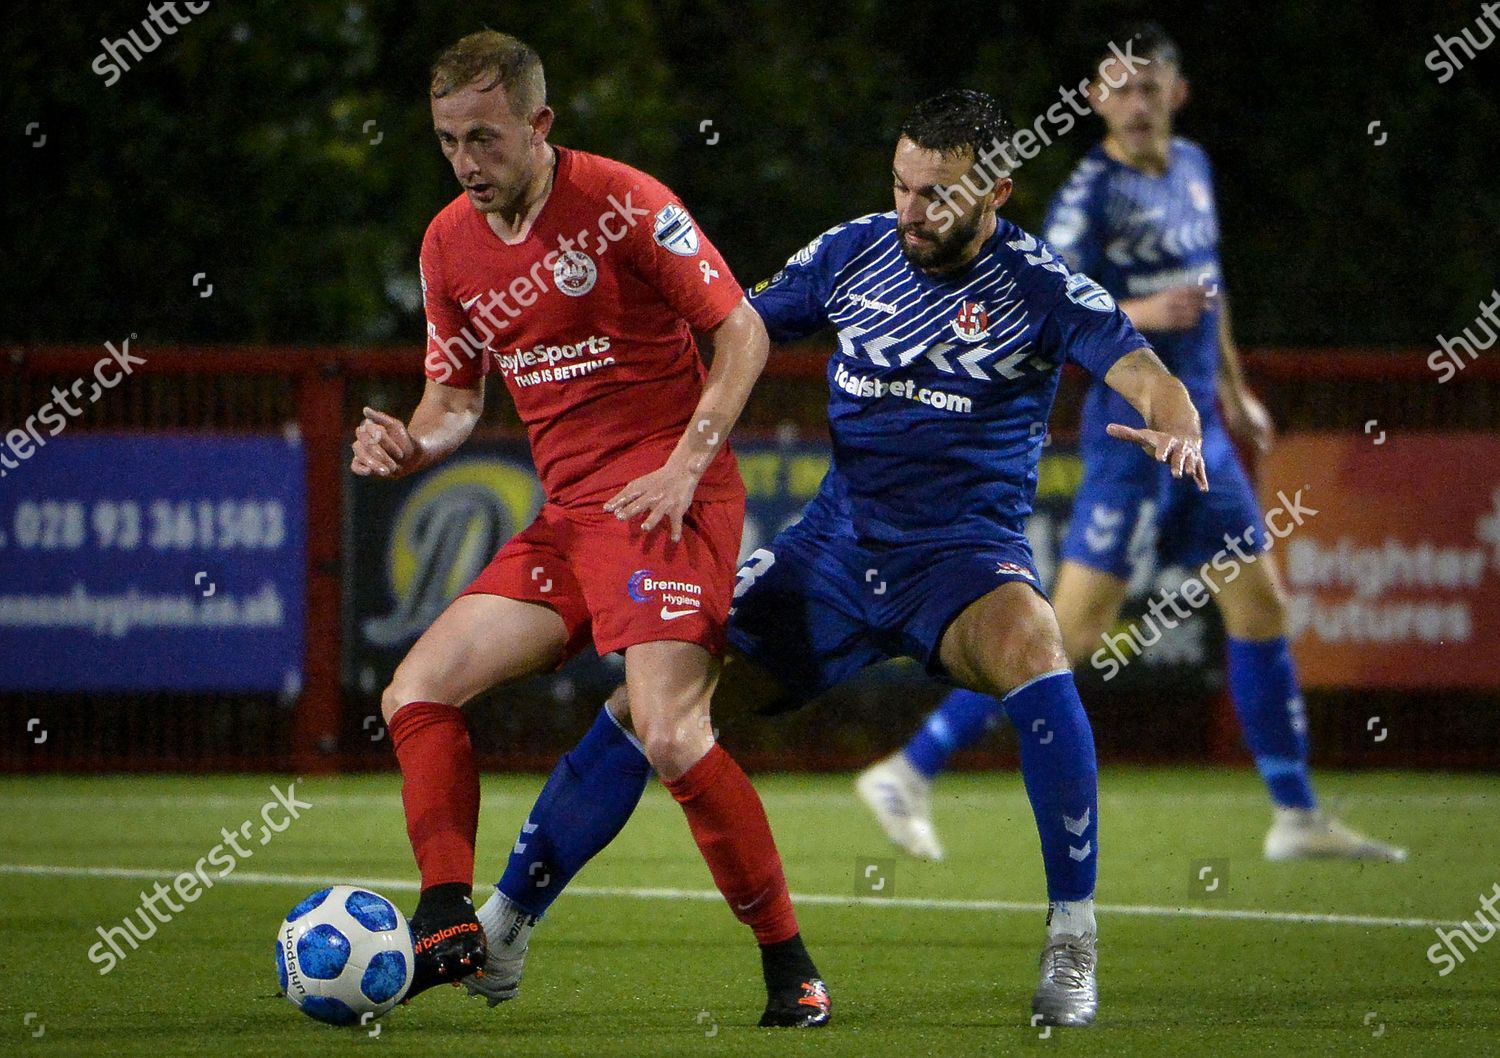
top-left (460, 492), bottom-right (745, 660)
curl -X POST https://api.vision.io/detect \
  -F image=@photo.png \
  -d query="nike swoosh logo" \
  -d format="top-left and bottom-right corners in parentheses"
top-left (460, 293), bottom-right (483, 310)
top-left (660, 606), bottom-right (699, 621)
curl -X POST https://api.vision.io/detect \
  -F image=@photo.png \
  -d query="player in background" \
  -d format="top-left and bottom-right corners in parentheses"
top-left (468, 89), bottom-right (1214, 1028)
top-left (857, 24), bottom-right (1407, 864)
top-left (348, 31), bottom-right (829, 1026)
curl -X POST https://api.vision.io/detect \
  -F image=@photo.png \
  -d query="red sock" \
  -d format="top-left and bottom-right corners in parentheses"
top-left (664, 744), bottom-right (800, 944)
top-left (388, 701), bottom-right (479, 891)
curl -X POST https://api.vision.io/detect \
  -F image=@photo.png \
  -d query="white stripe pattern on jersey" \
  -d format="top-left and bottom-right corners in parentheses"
top-left (824, 225), bottom-right (1041, 382)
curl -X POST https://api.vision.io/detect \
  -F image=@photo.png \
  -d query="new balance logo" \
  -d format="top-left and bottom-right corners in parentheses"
top-left (413, 921), bottom-right (480, 954)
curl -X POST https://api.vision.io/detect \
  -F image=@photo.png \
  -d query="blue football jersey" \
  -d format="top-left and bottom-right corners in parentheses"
top-left (1043, 138), bottom-right (1223, 438)
top-left (747, 212), bottom-right (1149, 546)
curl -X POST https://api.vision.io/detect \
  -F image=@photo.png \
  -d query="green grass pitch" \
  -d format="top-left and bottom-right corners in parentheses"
top-left (2, 769), bottom-right (1497, 1056)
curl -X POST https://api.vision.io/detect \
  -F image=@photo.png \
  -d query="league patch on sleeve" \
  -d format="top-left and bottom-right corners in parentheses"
top-left (750, 270), bottom-right (787, 296)
top-left (1065, 272), bottom-right (1117, 312)
top-left (653, 203), bottom-right (700, 257)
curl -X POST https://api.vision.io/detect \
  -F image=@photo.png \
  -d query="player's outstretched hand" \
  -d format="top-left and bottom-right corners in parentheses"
top-left (351, 406), bottom-right (419, 478)
top-left (604, 461), bottom-right (701, 542)
top-left (1106, 423), bottom-right (1210, 492)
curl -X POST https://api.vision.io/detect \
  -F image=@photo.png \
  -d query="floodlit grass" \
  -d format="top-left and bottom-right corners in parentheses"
top-left (2, 769), bottom-right (1496, 1056)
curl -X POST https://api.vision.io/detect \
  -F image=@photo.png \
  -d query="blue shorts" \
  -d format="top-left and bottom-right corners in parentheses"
top-left (1060, 419), bottom-right (1265, 579)
top-left (726, 501), bottom-right (1043, 701)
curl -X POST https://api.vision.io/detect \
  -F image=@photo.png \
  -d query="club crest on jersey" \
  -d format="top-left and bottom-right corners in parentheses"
top-left (553, 250), bottom-right (598, 297)
top-left (1065, 273), bottom-right (1117, 312)
top-left (653, 203), bottom-right (700, 257)
top-left (951, 301), bottom-right (991, 342)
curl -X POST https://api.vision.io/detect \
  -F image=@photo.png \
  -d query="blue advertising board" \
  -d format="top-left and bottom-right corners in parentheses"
top-left (0, 434), bottom-right (306, 692)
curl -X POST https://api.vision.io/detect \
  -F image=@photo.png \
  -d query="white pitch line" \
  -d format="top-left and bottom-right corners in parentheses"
top-left (2, 790), bottom-right (1495, 810)
top-left (0, 863), bottom-right (1461, 930)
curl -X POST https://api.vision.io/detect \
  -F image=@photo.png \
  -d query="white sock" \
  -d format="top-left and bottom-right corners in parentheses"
top-left (1274, 805), bottom-right (1319, 822)
top-left (892, 751), bottom-right (932, 789)
top-left (1047, 899), bottom-right (1096, 939)
top-left (476, 888), bottom-right (537, 953)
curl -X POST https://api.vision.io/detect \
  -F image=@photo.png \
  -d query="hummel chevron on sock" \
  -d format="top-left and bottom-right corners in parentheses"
top-left (1226, 636), bottom-right (1317, 810)
top-left (388, 700), bottom-right (480, 890)
top-left (497, 706), bottom-right (652, 916)
top-left (1002, 670), bottom-right (1099, 902)
top-left (903, 688), bottom-right (1004, 779)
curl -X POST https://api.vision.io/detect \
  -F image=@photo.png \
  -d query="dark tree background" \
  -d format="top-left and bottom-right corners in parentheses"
top-left (4, 0), bottom-right (1496, 347)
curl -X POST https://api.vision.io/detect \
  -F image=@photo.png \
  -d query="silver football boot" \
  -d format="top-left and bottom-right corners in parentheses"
top-left (462, 889), bottom-right (536, 1006)
top-left (1030, 932), bottom-right (1098, 1027)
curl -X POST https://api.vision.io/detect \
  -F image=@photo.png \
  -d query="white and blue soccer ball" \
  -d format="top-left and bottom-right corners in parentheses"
top-left (276, 885), bottom-right (415, 1027)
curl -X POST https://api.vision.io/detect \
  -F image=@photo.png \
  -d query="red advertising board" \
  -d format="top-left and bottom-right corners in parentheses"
top-left (1261, 433), bottom-right (1500, 688)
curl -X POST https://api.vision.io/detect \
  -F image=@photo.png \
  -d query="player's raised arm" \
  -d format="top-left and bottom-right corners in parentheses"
top-left (350, 379), bottom-right (483, 478)
top-left (1026, 245), bottom-right (1208, 492)
top-left (604, 298), bottom-right (769, 540)
top-left (1101, 346), bottom-right (1210, 491)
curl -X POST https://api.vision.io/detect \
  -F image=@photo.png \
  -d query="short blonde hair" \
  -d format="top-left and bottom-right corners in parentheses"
top-left (430, 30), bottom-right (546, 116)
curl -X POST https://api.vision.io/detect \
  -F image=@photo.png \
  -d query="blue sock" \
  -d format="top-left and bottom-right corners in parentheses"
top-left (1226, 636), bottom-right (1316, 810)
top-left (903, 688), bottom-right (1004, 779)
top-left (496, 707), bottom-right (651, 916)
top-left (1002, 670), bottom-right (1098, 902)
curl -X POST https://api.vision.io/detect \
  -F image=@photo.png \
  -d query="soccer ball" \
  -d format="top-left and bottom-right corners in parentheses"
top-left (276, 885), bottom-right (415, 1026)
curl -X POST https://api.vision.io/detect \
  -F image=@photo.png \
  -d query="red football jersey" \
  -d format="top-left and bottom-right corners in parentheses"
top-left (420, 146), bottom-right (745, 508)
